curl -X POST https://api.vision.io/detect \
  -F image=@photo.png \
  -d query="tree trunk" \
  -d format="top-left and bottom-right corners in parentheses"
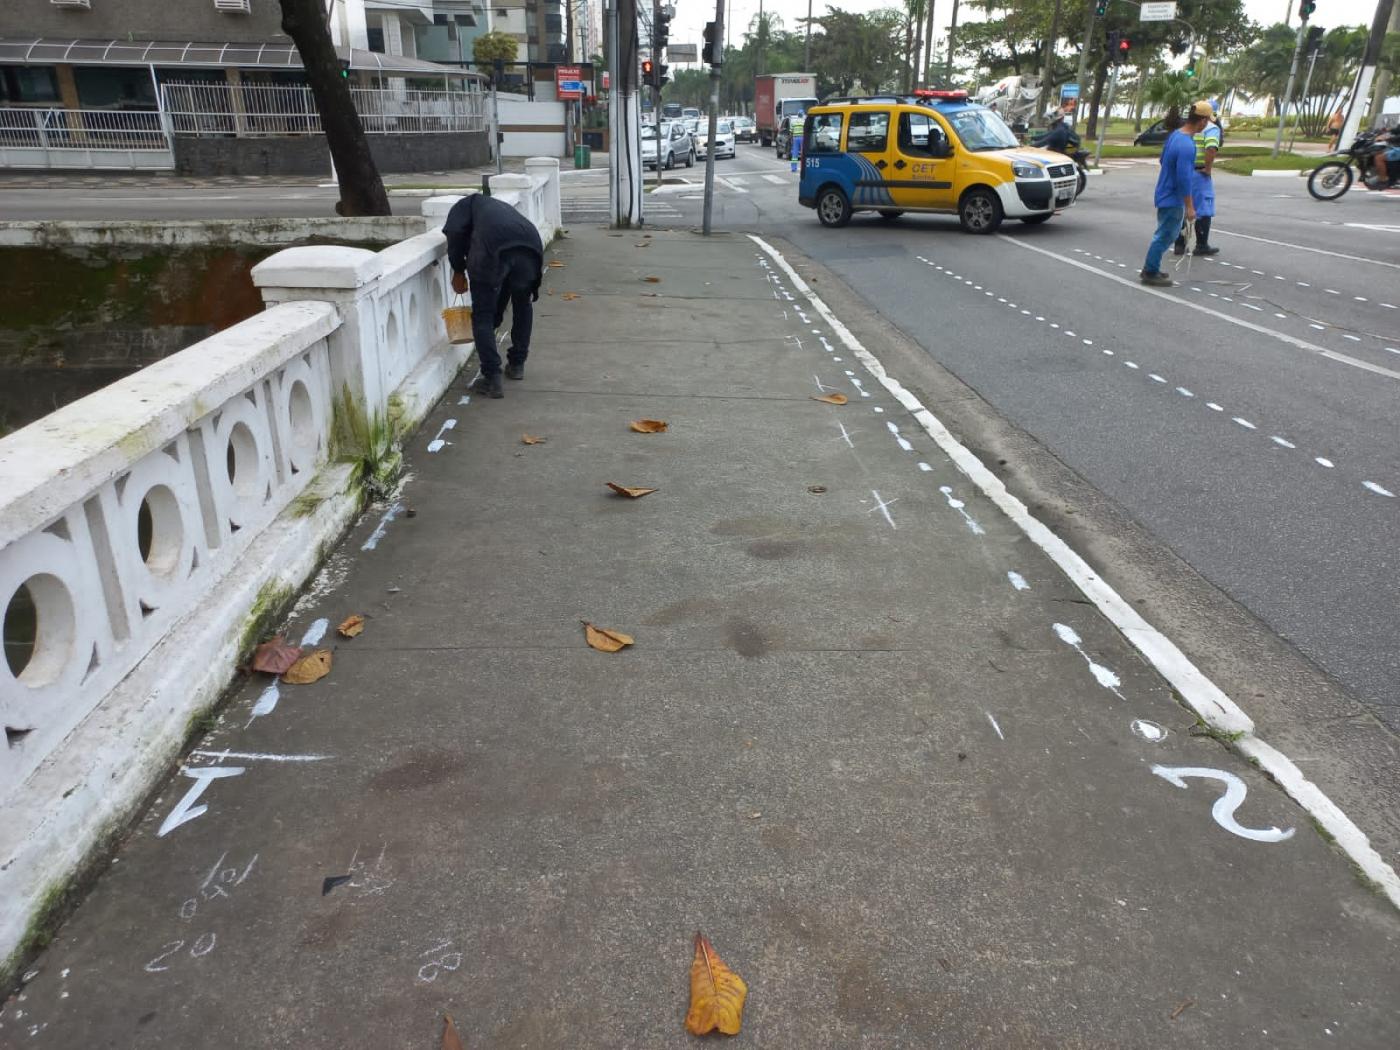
top-left (1367, 1), bottom-right (1400, 119)
top-left (910, 3), bottom-right (924, 92)
top-left (944, 0), bottom-right (960, 82)
top-left (1037, 0), bottom-right (1064, 119)
top-left (1132, 63), bottom-right (1148, 132)
top-left (566, 0), bottom-right (575, 62)
top-left (280, 0), bottom-right (390, 216)
top-left (1084, 58), bottom-right (1107, 140)
top-left (904, 16), bottom-right (914, 93)
top-left (923, 1), bottom-right (936, 87)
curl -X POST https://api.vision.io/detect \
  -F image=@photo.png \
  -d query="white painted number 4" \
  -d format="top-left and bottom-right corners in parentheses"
top-left (1151, 765), bottom-right (1295, 843)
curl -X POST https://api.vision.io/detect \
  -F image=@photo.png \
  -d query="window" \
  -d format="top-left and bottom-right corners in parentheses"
top-left (805, 112), bottom-right (842, 154)
top-left (898, 112), bottom-right (946, 158)
top-left (0, 67), bottom-right (61, 105)
top-left (946, 108), bottom-right (1018, 152)
top-left (846, 111), bottom-right (889, 153)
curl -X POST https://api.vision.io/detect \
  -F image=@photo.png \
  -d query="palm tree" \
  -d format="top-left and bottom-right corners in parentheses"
top-left (1143, 69), bottom-right (1225, 127)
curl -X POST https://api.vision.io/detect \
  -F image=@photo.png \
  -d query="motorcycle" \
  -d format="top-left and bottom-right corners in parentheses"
top-left (1307, 129), bottom-right (1400, 201)
top-left (1069, 148), bottom-right (1090, 198)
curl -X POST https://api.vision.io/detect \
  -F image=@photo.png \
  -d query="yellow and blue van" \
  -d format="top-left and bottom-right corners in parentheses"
top-left (797, 91), bottom-right (1081, 233)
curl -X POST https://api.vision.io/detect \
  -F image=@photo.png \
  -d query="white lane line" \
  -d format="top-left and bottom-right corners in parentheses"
top-left (190, 750), bottom-right (332, 763)
top-left (1270, 436), bottom-right (1296, 448)
top-left (1316, 456), bottom-right (1335, 468)
top-left (1007, 570), bottom-right (1030, 591)
top-left (1176, 387), bottom-right (1194, 397)
top-left (748, 232), bottom-right (1400, 913)
top-left (762, 174), bottom-right (786, 185)
top-left (996, 236), bottom-right (1400, 382)
top-left (1232, 417), bottom-right (1257, 430)
top-left (716, 177), bottom-right (749, 194)
top-left (986, 712), bottom-right (1006, 740)
top-left (1363, 481), bottom-right (1397, 498)
top-left (1214, 228), bottom-right (1400, 271)
top-left (1206, 402), bottom-right (1224, 411)
top-left (1149, 374), bottom-right (1167, 383)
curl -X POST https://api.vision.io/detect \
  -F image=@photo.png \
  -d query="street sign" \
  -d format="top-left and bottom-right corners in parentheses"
top-left (1060, 83), bottom-right (1080, 100)
top-left (1139, 2), bottom-right (1177, 22)
top-left (668, 43), bottom-right (698, 63)
top-left (555, 65), bottom-right (584, 99)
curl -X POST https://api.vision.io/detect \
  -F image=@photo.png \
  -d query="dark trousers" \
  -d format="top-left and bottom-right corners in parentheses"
top-left (470, 248), bottom-right (539, 377)
top-left (1175, 215), bottom-right (1212, 251)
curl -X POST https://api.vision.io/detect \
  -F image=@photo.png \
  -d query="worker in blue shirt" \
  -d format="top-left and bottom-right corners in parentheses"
top-left (1140, 101), bottom-right (1211, 287)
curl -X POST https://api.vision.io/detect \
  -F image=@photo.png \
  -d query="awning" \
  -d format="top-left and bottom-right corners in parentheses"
top-left (0, 38), bottom-right (485, 80)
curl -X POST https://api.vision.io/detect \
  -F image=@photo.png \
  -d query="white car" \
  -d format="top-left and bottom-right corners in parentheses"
top-left (696, 119), bottom-right (737, 160)
top-left (642, 121), bottom-right (695, 170)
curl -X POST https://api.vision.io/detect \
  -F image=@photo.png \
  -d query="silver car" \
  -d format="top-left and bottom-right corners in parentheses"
top-left (642, 121), bottom-right (695, 170)
top-left (696, 119), bottom-right (737, 160)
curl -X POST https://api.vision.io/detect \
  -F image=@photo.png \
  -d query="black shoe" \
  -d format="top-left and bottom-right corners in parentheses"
top-left (504, 361), bottom-right (526, 380)
top-left (1173, 242), bottom-right (1186, 256)
top-left (469, 373), bottom-right (504, 399)
top-left (1193, 244), bottom-right (1220, 256)
top-left (1140, 270), bottom-right (1174, 287)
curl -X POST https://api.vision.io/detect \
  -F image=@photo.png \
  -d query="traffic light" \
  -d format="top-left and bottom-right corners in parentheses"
top-left (657, 62), bottom-right (670, 87)
top-left (1106, 30), bottom-right (1121, 57)
top-left (1305, 25), bottom-right (1325, 53)
top-left (641, 58), bottom-right (655, 86)
top-left (654, 7), bottom-right (672, 56)
top-left (339, 57), bottom-right (351, 79)
top-left (703, 20), bottom-right (722, 66)
top-left (1298, 1), bottom-right (1317, 19)
top-left (1094, 1), bottom-right (1108, 16)
top-left (1184, 58), bottom-right (1197, 77)
top-left (1118, 36), bottom-right (1132, 61)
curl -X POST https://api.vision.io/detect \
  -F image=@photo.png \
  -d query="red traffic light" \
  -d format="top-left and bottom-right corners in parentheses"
top-left (641, 59), bottom-right (654, 76)
top-left (1118, 36), bottom-right (1132, 54)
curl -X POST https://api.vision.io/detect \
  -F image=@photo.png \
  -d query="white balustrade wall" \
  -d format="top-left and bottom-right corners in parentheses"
top-left (0, 159), bottom-right (561, 969)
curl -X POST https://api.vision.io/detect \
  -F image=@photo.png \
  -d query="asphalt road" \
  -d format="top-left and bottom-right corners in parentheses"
top-left (566, 146), bottom-right (1400, 740)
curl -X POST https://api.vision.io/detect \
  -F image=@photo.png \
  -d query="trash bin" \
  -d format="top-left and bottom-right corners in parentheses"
top-left (574, 144), bottom-right (592, 169)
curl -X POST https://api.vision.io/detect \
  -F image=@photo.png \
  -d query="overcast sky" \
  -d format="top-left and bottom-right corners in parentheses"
top-left (664, 0), bottom-right (1386, 70)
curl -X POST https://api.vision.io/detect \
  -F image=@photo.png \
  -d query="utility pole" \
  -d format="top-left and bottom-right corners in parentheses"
top-left (607, 0), bottom-right (642, 227)
top-left (1340, 0), bottom-right (1397, 146)
top-left (1367, 1), bottom-right (1400, 121)
top-left (1272, 13), bottom-right (1308, 157)
top-left (702, 6), bottom-right (723, 235)
top-left (943, 0), bottom-right (959, 82)
top-left (652, 0), bottom-right (662, 189)
top-left (805, 0), bottom-right (813, 70)
top-left (1095, 42), bottom-right (1121, 166)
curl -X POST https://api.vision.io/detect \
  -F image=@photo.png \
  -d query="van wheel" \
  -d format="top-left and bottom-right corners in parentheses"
top-left (1020, 213), bottom-right (1052, 225)
top-left (879, 210), bottom-right (904, 222)
top-left (817, 187), bottom-right (852, 228)
top-left (959, 188), bottom-right (1003, 234)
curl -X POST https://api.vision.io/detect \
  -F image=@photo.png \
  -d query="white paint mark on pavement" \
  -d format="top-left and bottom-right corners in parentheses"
top-left (1150, 765), bottom-right (1295, 843)
top-left (1270, 436), bottom-right (1296, 449)
top-left (157, 766), bottom-right (246, 838)
top-left (1007, 571), bottom-right (1029, 591)
top-left (361, 501), bottom-right (402, 551)
top-left (869, 490), bottom-right (898, 529)
top-left (190, 750), bottom-right (332, 763)
top-left (427, 417), bottom-right (457, 453)
top-left (1315, 457), bottom-right (1335, 468)
top-left (1363, 481), bottom-right (1396, 497)
top-left (1131, 719), bottom-right (1167, 742)
top-left (1233, 417), bottom-right (1257, 430)
top-left (1052, 622), bottom-right (1126, 699)
top-left (986, 712), bottom-right (1006, 740)
top-left (939, 485), bottom-right (986, 536)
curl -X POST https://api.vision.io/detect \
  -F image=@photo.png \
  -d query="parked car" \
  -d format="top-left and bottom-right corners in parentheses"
top-left (775, 115), bottom-right (797, 159)
top-left (733, 116), bottom-right (757, 143)
top-left (642, 121), bottom-right (696, 170)
top-left (1134, 119), bottom-right (1172, 147)
top-left (696, 119), bottom-right (737, 159)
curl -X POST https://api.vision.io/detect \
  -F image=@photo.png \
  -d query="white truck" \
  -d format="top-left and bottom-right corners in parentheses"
top-left (754, 73), bottom-right (819, 147)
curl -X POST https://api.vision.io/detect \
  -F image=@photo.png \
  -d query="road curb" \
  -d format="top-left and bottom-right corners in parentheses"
top-left (751, 232), bottom-right (1400, 914)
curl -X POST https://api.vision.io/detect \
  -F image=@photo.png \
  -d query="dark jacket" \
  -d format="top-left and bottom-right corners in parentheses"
top-left (443, 192), bottom-right (544, 294)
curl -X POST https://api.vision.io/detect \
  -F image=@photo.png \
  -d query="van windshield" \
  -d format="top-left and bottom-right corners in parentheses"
top-left (946, 107), bottom-right (1019, 151)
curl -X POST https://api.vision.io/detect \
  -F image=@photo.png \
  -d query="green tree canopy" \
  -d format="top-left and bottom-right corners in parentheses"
top-left (473, 30), bottom-right (519, 66)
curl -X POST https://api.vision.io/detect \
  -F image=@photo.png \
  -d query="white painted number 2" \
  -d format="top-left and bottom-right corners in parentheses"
top-left (143, 933), bottom-right (217, 973)
top-left (1151, 765), bottom-right (1295, 843)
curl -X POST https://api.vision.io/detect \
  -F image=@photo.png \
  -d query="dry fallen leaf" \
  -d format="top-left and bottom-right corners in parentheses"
top-left (606, 482), bottom-right (657, 499)
top-left (685, 932), bottom-right (747, 1036)
top-left (442, 1013), bottom-right (466, 1050)
top-left (283, 649), bottom-right (332, 685)
top-left (811, 393), bottom-right (848, 405)
top-left (634, 241), bottom-right (651, 247)
top-left (629, 419), bottom-right (668, 433)
top-left (583, 622), bottom-right (634, 653)
top-left (562, 292), bottom-right (580, 301)
top-left (337, 615), bottom-right (364, 638)
top-left (643, 276), bottom-right (662, 283)
top-left (547, 260), bottom-right (565, 268)
top-left (522, 433), bottom-right (546, 445)
top-left (250, 636), bottom-right (301, 675)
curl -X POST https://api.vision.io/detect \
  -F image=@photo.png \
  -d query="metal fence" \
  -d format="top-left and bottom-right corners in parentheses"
top-left (160, 81), bottom-right (487, 137)
top-left (0, 107), bottom-right (169, 150)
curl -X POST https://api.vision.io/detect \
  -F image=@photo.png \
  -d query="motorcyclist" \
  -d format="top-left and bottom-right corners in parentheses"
top-left (1034, 108), bottom-right (1079, 155)
top-left (1364, 123), bottom-right (1400, 189)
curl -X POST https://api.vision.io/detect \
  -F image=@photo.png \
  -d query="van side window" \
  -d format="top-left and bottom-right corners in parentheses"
top-left (899, 112), bottom-right (946, 157)
top-left (846, 111), bottom-right (890, 153)
top-left (806, 113), bottom-right (842, 154)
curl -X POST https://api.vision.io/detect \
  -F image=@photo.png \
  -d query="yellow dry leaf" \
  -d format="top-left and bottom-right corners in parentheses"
top-left (811, 393), bottom-right (848, 405)
top-left (606, 482), bottom-right (657, 499)
top-left (283, 649), bottom-right (332, 684)
top-left (562, 292), bottom-right (581, 301)
top-left (442, 1014), bottom-right (466, 1050)
top-left (643, 275), bottom-right (662, 283)
top-left (583, 622), bottom-right (634, 653)
top-left (337, 614), bottom-right (365, 638)
top-left (522, 434), bottom-right (546, 445)
top-left (685, 932), bottom-right (747, 1036)
top-left (547, 260), bottom-right (565, 268)
top-left (629, 419), bottom-right (668, 433)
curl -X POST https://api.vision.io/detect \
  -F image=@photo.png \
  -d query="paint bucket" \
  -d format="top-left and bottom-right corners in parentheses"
top-left (442, 297), bottom-right (473, 344)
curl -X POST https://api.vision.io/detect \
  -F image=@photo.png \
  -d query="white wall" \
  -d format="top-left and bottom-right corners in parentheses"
top-left (498, 98), bottom-right (566, 157)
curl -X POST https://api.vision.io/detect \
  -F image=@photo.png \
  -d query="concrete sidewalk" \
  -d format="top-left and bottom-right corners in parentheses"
top-left (2, 228), bottom-right (1397, 1048)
